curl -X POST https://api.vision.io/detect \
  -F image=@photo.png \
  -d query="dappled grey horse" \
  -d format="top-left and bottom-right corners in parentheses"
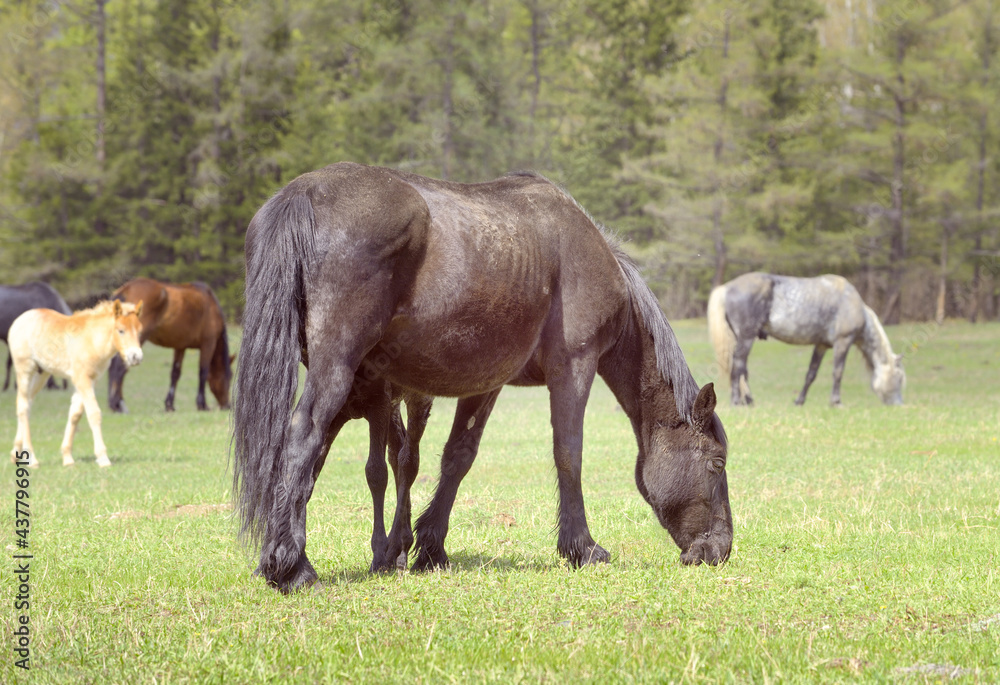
top-left (708, 273), bottom-right (905, 406)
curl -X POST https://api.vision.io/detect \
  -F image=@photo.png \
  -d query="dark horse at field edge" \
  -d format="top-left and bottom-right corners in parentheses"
top-left (232, 162), bottom-right (732, 593)
top-left (2, 282), bottom-right (73, 391)
top-left (708, 272), bottom-right (905, 407)
top-left (109, 278), bottom-right (234, 413)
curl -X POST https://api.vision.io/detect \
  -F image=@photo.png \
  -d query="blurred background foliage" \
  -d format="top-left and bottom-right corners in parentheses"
top-left (1, 0), bottom-right (998, 322)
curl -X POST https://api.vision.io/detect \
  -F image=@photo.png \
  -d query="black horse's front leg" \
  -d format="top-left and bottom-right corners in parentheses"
top-left (386, 393), bottom-right (432, 570)
top-left (548, 359), bottom-right (609, 567)
top-left (412, 390), bottom-right (500, 572)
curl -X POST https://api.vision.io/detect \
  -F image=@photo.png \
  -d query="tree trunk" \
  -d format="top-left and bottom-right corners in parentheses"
top-left (441, 6), bottom-right (456, 180)
top-left (936, 225), bottom-right (948, 325)
top-left (882, 36), bottom-right (907, 325)
top-left (95, 0), bottom-right (107, 168)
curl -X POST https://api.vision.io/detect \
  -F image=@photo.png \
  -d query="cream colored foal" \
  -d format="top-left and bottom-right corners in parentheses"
top-left (8, 300), bottom-right (144, 467)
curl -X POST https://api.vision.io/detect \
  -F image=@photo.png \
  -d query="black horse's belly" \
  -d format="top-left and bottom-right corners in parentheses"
top-left (369, 300), bottom-right (548, 397)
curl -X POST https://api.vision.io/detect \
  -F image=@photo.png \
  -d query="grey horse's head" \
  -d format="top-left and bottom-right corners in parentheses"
top-left (872, 353), bottom-right (905, 405)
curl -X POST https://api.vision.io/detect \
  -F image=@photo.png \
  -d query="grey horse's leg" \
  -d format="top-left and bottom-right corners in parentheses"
top-left (828, 338), bottom-right (853, 406)
top-left (794, 345), bottom-right (828, 405)
top-left (730, 337), bottom-right (756, 405)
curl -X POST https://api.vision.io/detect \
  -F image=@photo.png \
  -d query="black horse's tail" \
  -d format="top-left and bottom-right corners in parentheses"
top-left (232, 189), bottom-right (317, 555)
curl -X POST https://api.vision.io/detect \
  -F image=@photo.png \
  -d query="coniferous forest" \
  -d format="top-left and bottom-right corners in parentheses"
top-left (1, 0), bottom-right (998, 322)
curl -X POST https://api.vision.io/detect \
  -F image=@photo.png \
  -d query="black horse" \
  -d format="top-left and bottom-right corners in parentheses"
top-left (232, 163), bottom-right (732, 593)
top-left (1, 282), bottom-right (72, 391)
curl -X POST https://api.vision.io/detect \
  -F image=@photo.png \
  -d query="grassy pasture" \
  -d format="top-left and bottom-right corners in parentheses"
top-left (1, 319), bottom-right (997, 683)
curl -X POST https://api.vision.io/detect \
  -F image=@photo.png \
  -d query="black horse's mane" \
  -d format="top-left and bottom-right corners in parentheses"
top-left (517, 171), bottom-right (708, 428)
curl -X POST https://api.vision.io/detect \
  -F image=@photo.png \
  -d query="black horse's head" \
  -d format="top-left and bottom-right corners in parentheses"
top-left (636, 383), bottom-right (733, 565)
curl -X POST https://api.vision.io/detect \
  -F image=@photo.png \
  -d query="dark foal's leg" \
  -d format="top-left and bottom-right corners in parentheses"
top-left (412, 390), bottom-right (501, 572)
top-left (730, 336), bottom-right (756, 406)
top-left (548, 359), bottom-right (609, 567)
top-left (794, 345), bottom-right (828, 406)
top-left (165, 349), bottom-right (185, 412)
top-left (386, 393), bottom-right (432, 570)
top-left (257, 362), bottom-right (357, 593)
top-left (107, 354), bottom-right (128, 413)
top-left (828, 338), bottom-right (853, 407)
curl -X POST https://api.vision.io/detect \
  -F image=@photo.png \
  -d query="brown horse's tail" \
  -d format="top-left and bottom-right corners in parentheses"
top-left (232, 189), bottom-right (317, 556)
top-left (707, 284), bottom-right (737, 397)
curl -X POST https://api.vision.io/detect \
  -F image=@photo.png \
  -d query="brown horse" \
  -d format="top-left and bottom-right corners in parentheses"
top-left (108, 278), bottom-right (233, 413)
top-left (8, 300), bottom-right (144, 468)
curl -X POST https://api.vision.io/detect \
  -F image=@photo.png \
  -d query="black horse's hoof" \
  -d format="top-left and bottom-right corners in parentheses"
top-left (369, 556), bottom-right (395, 574)
top-left (395, 551), bottom-right (408, 570)
top-left (579, 543), bottom-right (610, 566)
top-left (256, 553), bottom-right (318, 594)
top-left (562, 541), bottom-right (610, 568)
top-left (411, 546), bottom-right (448, 573)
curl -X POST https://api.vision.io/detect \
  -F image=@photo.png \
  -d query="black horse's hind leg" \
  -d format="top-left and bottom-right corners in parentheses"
top-left (165, 349), bottom-right (185, 412)
top-left (258, 363), bottom-right (357, 593)
top-left (386, 393), bottom-right (432, 570)
top-left (548, 359), bottom-right (609, 567)
top-left (412, 390), bottom-right (500, 572)
top-left (363, 389), bottom-right (393, 573)
top-left (794, 345), bottom-right (828, 405)
top-left (730, 337), bottom-right (756, 406)
top-left (828, 338), bottom-right (853, 407)
top-left (4, 352), bottom-right (11, 391)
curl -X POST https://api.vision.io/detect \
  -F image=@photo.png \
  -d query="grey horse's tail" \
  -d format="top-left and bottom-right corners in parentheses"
top-left (708, 283), bottom-right (746, 401)
top-left (707, 284), bottom-right (733, 379)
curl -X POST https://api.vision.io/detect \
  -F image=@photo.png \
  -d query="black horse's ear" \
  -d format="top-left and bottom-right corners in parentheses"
top-left (692, 383), bottom-right (717, 429)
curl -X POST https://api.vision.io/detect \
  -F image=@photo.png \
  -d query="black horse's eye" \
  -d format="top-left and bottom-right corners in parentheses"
top-left (708, 457), bottom-right (726, 473)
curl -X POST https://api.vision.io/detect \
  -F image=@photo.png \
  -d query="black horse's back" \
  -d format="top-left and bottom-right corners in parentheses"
top-left (2, 282), bottom-right (73, 391)
top-left (1, 282), bottom-right (72, 339)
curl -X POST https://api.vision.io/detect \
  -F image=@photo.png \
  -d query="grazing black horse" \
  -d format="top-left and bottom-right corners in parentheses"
top-left (708, 272), bottom-right (905, 406)
top-left (1, 282), bottom-right (72, 391)
top-left (232, 163), bottom-right (732, 593)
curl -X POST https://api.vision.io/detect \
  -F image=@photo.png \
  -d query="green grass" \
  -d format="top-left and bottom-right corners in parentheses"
top-left (1, 319), bottom-right (998, 683)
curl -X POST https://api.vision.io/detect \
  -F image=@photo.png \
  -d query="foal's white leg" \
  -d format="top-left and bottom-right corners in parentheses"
top-left (76, 378), bottom-right (112, 467)
top-left (60, 391), bottom-right (86, 466)
top-left (11, 370), bottom-right (47, 468)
